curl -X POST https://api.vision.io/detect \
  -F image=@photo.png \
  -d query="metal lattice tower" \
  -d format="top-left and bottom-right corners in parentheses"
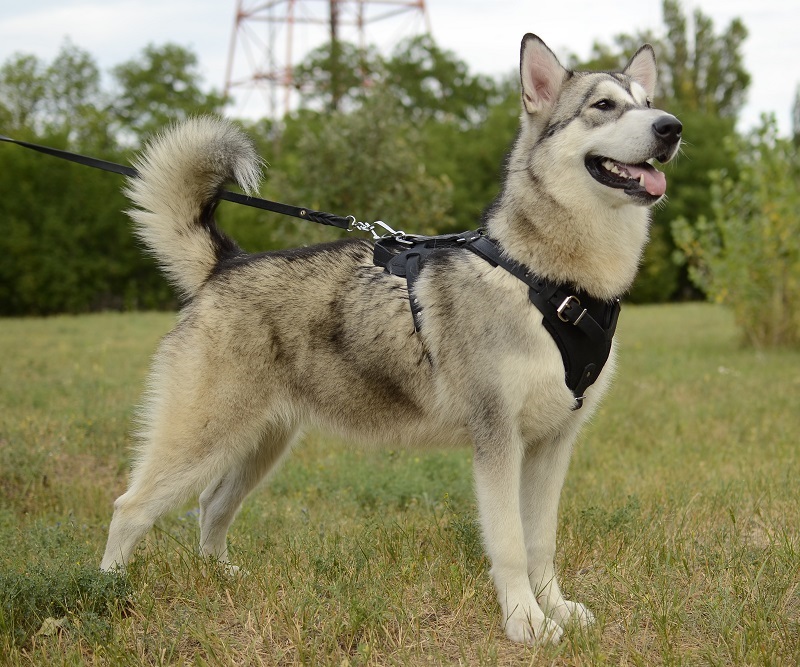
top-left (225, 0), bottom-right (431, 118)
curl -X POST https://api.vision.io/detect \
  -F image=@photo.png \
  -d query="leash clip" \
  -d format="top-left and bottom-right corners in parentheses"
top-left (347, 216), bottom-right (412, 244)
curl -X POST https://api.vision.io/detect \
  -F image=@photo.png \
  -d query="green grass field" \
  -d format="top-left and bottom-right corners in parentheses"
top-left (0, 304), bottom-right (798, 665)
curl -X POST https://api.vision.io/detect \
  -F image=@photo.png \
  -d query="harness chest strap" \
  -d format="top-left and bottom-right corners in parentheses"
top-left (373, 231), bottom-right (621, 409)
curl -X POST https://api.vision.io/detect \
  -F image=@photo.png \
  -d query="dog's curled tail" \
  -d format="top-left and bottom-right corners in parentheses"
top-left (125, 116), bottom-right (263, 300)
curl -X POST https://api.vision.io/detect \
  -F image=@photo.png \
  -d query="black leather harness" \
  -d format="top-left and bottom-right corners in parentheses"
top-left (374, 230), bottom-right (620, 409)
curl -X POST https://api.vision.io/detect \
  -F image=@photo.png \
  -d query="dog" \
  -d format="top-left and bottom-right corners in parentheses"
top-left (101, 34), bottom-right (681, 645)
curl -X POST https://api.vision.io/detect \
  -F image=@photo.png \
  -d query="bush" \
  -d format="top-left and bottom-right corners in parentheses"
top-left (672, 116), bottom-right (800, 347)
top-left (0, 563), bottom-right (131, 647)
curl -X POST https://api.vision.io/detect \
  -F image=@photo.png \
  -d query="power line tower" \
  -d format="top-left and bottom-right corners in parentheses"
top-left (225, 0), bottom-right (430, 119)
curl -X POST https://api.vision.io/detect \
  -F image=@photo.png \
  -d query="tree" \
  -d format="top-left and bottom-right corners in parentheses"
top-left (672, 116), bottom-right (800, 347)
top-left (110, 43), bottom-right (225, 144)
top-left (229, 95), bottom-right (454, 251)
top-left (0, 53), bottom-right (46, 133)
top-left (277, 34), bottom-right (509, 238)
top-left (293, 41), bottom-right (382, 112)
top-left (42, 41), bottom-right (107, 148)
top-left (0, 42), bottom-right (108, 147)
top-left (0, 136), bottom-right (173, 315)
top-left (291, 34), bottom-right (501, 127)
top-left (0, 42), bottom-right (229, 314)
top-left (418, 77), bottom-right (520, 232)
top-left (384, 34), bottom-right (501, 126)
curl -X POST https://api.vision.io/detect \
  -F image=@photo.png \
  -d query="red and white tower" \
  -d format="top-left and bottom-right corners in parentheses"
top-left (225, 0), bottom-right (431, 118)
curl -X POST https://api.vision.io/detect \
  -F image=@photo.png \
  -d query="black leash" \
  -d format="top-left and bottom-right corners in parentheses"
top-left (0, 134), bottom-right (354, 231)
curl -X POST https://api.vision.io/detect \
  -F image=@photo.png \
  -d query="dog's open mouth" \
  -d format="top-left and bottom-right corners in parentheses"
top-left (585, 156), bottom-right (667, 200)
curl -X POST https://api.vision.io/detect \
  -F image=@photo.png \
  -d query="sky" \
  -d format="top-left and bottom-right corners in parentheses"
top-left (0, 0), bottom-right (797, 135)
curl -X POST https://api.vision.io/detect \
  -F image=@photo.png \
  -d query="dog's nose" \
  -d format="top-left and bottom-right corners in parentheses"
top-left (652, 114), bottom-right (682, 142)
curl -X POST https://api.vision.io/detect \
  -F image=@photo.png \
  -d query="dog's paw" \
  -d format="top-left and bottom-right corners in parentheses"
top-left (213, 561), bottom-right (249, 578)
top-left (223, 563), bottom-right (249, 577)
top-left (504, 615), bottom-right (563, 645)
top-left (503, 608), bottom-right (564, 645)
top-left (546, 600), bottom-right (595, 629)
top-left (201, 556), bottom-right (248, 578)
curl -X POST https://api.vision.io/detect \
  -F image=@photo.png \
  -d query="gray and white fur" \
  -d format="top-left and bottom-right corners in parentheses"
top-left (101, 34), bottom-right (681, 645)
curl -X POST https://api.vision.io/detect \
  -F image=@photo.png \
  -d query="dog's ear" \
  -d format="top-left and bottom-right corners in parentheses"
top-left (623, 45), bottom-right (658, 99)
top-left (520, 34), bottom-right (568, 114)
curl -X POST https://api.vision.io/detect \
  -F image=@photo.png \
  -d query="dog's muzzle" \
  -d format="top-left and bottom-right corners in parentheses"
top-left (585, 112), bottom-right (682, 204)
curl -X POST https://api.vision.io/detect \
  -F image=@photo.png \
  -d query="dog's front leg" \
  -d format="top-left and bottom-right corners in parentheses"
top-left (521, 430), bottom-right (595, 630)
top-left (472, 427), bottom-right (563, 645)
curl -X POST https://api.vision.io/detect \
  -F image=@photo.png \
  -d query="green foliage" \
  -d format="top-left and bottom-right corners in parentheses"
top-left (0, 135), bottom-right (173, 315)
top-left (0, 41), bottom-right (111, 148)
top-left (293, 41), bottom-right (382, 111)
top-left (292, 34), bottom-right (503, 127)
top-left (417, 79), bottom-right (519, 232)
top-left (0, 560), bottom-right (131, 647)
top-left (0, 42), bottom-right (227, 314)
top-left (384, 34), bottom-right (502, 126)
top-left (673, 116), bottom-right (800, 347)
top-left (269, 95), bottom-right (455, 241)
top-left (629, 110), bottom-right (738, 303)
top-left (41, 41), bottom-right (107, 148)
top-left (283, 34), bottom-right (511, 237)
top-left (110, 43), bottom-right (226, 145)
top-left (628, 222), bottom-right (680, 303)
top-left (577, 0), bottom-right (749, 119)
top-left (0, 511), bottom-right (131, 648)
top-left (659, 0), bottom-right (749, 118)
top-left (215, 95), bottom-right (463, 253)
top-left (0, 52), bottom-right (47, 131)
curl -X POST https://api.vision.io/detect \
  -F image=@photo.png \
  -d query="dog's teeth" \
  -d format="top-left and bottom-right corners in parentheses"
top-left (639, 174), bottom-right (646, 187)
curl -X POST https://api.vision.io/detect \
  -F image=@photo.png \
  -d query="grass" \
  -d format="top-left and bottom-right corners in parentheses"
top-left (0, 304), bottom-right (798, 665)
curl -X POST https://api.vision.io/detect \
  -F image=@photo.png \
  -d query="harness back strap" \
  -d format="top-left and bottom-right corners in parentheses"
top-left (374, 231), bottom-right (621, 409)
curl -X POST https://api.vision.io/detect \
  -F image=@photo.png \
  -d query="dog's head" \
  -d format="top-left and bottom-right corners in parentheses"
top-left (519, 34), bottom-right (681, 206)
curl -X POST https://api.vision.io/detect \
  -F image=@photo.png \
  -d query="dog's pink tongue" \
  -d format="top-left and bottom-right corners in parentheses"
top-left (624, 163), bottom-right (667, 196)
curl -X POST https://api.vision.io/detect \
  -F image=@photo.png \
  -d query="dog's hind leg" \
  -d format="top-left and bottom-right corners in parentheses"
top-left (100, 386), bottom-right (273, 572)
top-left (521, 428), bottom-right (595, 630)
top-left (198, 423), bottom-right (297, 569)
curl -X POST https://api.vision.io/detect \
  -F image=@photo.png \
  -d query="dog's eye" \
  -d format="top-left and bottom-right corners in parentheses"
top-left (592, 99), bottom-right (616, 111)
top-left (646, 98), bottom-right (652, 108)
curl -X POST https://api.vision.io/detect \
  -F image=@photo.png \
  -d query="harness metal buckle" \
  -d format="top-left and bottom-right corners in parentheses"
top-left (557, 295), bottom-right (587, 324)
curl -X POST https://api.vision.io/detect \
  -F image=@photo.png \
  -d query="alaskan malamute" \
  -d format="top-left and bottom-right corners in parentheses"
top-left (101, 34), bottom-right (681, 644)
